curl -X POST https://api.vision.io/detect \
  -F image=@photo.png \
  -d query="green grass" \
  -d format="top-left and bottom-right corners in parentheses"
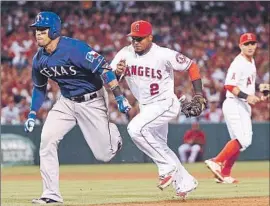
top-left (1, 161), bottom-right (269, 205)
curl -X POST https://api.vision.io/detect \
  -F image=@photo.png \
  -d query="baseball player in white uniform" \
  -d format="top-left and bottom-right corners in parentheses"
top-left (111, 20), bottom-right (207, 198)
top-left (205, 33), bottom-right (269, 184)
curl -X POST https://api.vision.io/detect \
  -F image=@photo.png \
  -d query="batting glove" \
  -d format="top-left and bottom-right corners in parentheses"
top-left (24, 111), bottom-right (36, 133)
top-left (115, 95), bottom-right (131, 113)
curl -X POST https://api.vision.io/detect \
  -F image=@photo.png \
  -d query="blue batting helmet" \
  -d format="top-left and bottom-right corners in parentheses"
top-left (30, 11), bottom-right (61, 40)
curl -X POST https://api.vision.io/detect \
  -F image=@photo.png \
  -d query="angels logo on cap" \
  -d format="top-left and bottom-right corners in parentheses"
top-left (247, 33), bottom-right (252, 40)
top-left (133, 23), bottom-right (140, 32)
top-left (127, 20), bottom-right (152, 37)
top-left (239, 33), bottom-right (257, 44)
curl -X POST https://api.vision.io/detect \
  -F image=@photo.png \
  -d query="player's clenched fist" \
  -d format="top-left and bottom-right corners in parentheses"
top-left (24, 111), bottom-right (36, 133)
top-left (115, 95), bottom-right (131, 113)
top-left (247, 95), bottom-right (260, 105)
top-left (115, 59), bottom-right (126, 76)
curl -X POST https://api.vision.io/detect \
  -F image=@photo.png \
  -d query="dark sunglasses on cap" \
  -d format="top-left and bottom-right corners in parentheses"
top-left (131, 36), bottom-right (147, 42)
top-left (243, 41), bottom-right (256, 46)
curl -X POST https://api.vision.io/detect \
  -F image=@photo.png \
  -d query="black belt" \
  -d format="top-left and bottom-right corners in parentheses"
top-left (70, 93), bottom-right (97, 103)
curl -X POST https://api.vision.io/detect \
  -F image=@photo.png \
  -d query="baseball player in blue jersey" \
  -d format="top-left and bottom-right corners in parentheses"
top-left (24, 11), bottom-right (131, 204)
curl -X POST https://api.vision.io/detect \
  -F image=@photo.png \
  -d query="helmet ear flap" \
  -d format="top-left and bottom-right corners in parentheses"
top-left (48, 28), bottom-right (58, 40)
top-left (52, 31), bottom-right (57, 39)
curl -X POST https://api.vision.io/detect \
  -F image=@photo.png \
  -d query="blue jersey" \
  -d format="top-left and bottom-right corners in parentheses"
top-left (32, 36), bottom-right (107, 98)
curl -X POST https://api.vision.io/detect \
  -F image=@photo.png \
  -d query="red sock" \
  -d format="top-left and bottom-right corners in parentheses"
top-left (221, 150), bottom-right (240, 176)
top-left (214, 139), bottom-right (241, 163)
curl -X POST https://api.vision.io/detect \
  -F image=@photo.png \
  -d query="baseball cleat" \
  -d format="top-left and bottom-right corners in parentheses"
top-left (205, 159), bottom-right (224, 181)
top-left (32, 198), bottom-right (62, 204)
top-left (157, 168), bottom-right (177, 190)
top-left (176, 178), bottom-right (198, 200)
top-left (215, 176), bottom-right (239, 184)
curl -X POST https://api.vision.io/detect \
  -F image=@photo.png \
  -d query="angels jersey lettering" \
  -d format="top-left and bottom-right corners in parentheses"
top-left (111, 43), bottom-right (192, 104)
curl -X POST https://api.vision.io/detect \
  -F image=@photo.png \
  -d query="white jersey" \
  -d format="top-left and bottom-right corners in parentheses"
top-left (110, 43), bottom-right (192, 104)
top-left (225, 54), bottom-right (256, 98)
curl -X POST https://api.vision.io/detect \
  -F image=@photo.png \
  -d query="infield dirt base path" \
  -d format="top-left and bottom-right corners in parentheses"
top-left (92, 197), bottom-right (269, 206)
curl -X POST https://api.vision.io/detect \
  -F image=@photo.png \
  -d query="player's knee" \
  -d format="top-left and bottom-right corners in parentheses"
top-left (191, 144), bottom-right (201, 152)
top-left (127, 123), bottom-right (141, 139)
top-left (95, 154), bottom-right (113, 162)
top-left (179, 144), bottom-right (190, 153)
top-left (39, 131), bottom-right (58, 156)
top-left (237, 132), bottom-right (252, 152)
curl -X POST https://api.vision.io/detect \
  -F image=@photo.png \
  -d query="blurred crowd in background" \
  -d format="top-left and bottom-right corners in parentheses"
top-left (1, 1), bottom-right (269, 125)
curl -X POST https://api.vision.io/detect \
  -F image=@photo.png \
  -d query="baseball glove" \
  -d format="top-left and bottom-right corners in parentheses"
top-left (181, 101), bottom-right (192, 118)
top-left (181, 94), bottom-right (207, 117)
top-left (259, 83), bottom-right (270, 98)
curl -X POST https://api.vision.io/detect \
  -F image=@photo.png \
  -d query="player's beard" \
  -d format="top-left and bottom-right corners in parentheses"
top-left (134, 43), bottom-right (152, 55)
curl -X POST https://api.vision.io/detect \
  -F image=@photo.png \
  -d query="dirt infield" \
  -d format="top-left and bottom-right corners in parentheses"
top-left (91, 197), bottom-right (269, 206)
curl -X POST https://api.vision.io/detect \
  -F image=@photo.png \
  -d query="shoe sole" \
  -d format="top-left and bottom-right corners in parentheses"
top-left (204, 160), bottom-right (224, 182)
top-left (157, 169), bottom-right (177, 190)
top-left (32, 202), bottom-right (62, 205)
top-left (157, 175), bottom-right (173, 190)
top-left (215, 178), bottom-right (239, 184)
top-left (215, 178), bottom-right (223, 183)
top-left (176, 180), bottom-right (198, 200)
top-left (32, 198), bottom-right (62, 204)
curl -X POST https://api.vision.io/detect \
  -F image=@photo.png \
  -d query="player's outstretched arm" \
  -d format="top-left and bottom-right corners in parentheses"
top-left (24, 85), bottom-right (47, 133)
top-left (225, 85), bottom-right (260, 105)
top-left (101, 69), bottom-right (131, 113)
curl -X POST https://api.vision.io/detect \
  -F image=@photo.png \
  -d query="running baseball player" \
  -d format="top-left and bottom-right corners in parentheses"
top-left (205, 33), bottom-right (269, 184)
top-left (111, 20), bottom-right (207, 198)
top-left (24, 12), bottom-right (131, 204)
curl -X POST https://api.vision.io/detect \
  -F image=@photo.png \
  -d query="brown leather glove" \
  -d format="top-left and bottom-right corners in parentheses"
top-left (188, 94), bottom-right (207, 117)
top-left (259, 83), bottom-right (270, 98)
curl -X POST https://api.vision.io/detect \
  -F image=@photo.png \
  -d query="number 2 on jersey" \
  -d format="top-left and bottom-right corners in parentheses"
top-left (150, 83), bottom-right (159, 95)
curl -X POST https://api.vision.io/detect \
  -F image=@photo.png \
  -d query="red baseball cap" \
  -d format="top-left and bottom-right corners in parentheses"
top-left (239, 33), bottom-right (257, 44)
top-left (127, 20), bottom-right (152, 37)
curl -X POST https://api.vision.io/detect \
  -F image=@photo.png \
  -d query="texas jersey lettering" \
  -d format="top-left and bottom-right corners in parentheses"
top-left (40, 66), bottom-right (77, 77)
top-left (32, 36), bottom-right (105, 97)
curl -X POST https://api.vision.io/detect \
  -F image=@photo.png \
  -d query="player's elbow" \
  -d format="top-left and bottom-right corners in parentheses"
top-left (224, 85), bottom-right (235, 92)
top-left (101, 70), bottom-right (117, 85)
top-left (188, 63), bottom-right (201, 81)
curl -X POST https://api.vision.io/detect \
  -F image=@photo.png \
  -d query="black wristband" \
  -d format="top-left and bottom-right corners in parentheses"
top-left (255, 83), bottom-right (259, 91)
top-left (237, 91), bottom-right (248, 99)
top-left (191, 79), bottom-right (203, 95)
